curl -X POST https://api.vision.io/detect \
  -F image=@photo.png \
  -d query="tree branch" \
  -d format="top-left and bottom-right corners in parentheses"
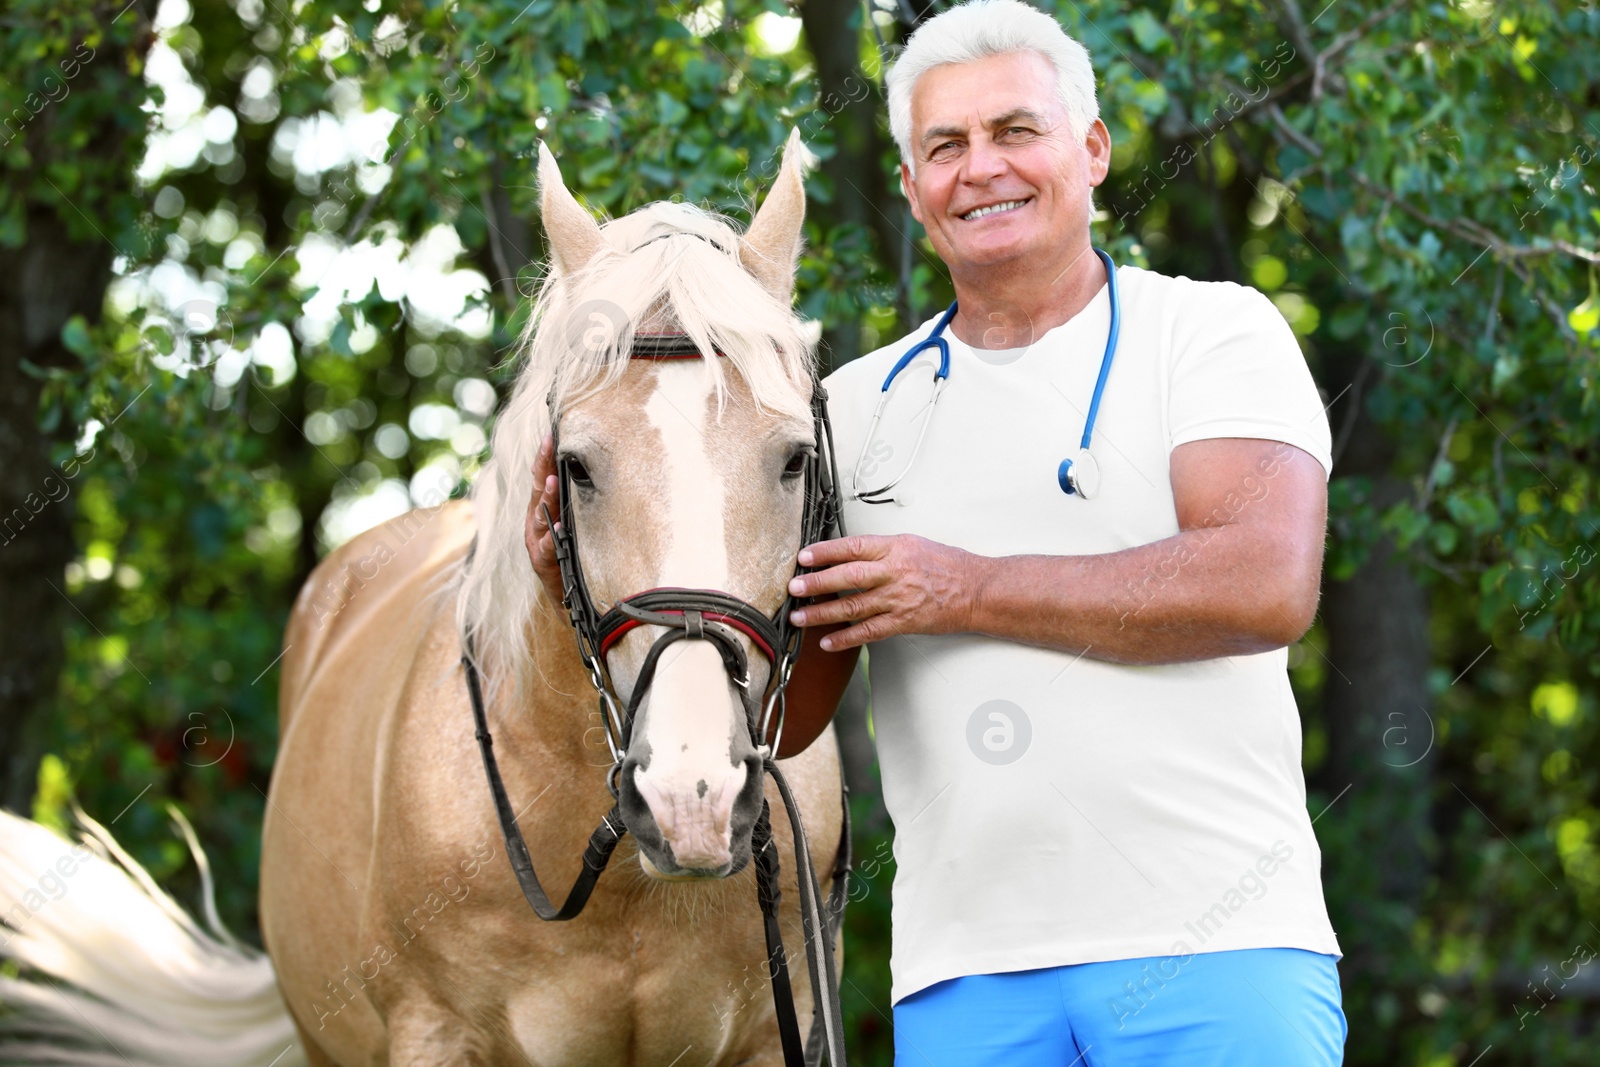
top-left (1266, 101), bottom-right (1322, 157)
top-left (1321, 0), bottom-right (1411, 67)
top-left (1269, 0), bottom-right (1318, 81)
top-left (1418, 415), bottom-right (1458, 511)
top-left (1347, 170), bottom-right (1600, 266)
top-left (1174, 0), bottom-right (1406, 148)
top-left (1181, 68), bottom-right (1313, 143)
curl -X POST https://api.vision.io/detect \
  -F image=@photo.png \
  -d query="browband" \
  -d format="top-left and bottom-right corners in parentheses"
top-left (632, 230), bottom-right (729, 253)
top-left (628, 333), bottom-right (715, 359)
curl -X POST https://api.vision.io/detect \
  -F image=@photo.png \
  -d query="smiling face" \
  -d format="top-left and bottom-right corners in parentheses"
top-left (901, 50), bottom-right (1110, 278)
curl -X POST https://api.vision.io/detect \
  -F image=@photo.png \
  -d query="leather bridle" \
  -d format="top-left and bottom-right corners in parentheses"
top-left (550, 331), bottom-right (842, 765)
top-left (462, 331), bottom-right (851, 1067)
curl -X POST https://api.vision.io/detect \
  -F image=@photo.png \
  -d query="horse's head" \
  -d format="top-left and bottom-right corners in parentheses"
top-left (464, 133), bottom-right (819, 879)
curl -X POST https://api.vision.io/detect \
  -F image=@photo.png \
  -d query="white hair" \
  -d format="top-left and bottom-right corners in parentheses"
top-left (457, 201), bottom-right (815, 704)
top-left (886, 0), bottom-right (1099, 171)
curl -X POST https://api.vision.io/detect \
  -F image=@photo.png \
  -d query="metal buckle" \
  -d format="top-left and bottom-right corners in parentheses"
top-left (598, 691), bottom-right (625, 763)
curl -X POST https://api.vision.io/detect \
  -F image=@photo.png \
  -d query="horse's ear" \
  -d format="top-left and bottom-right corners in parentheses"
top-left (538, 142), bottom-right (606, 274)
top-left (739, 129), bottom-right (813, 303)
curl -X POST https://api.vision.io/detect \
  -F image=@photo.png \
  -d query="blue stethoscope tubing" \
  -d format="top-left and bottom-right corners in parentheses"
top-left (851, 247), bottom-right (1120, 504)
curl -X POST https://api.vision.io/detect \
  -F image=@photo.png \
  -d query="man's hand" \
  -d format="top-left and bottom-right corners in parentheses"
top-left (524, 433), bottom-right (566, 606)
top-left (786, 534), bottom-right (985, 652)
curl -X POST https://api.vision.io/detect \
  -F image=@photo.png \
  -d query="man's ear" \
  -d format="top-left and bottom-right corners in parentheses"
top-left (1086, 118), bottom-right (1112, 188)
top-left (900, 161), bottom-right (925, 226)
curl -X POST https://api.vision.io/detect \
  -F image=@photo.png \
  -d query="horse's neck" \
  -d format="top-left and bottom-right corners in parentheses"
top-left (505, 589), bottom-right (609, 769)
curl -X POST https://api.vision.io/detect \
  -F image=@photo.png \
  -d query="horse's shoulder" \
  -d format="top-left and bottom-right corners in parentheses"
top-left (280, 499), bottom-right (476, 724)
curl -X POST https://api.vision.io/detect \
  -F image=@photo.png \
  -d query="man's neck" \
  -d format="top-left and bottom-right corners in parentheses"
top-left (947, 239), bottom-right (1106, 350)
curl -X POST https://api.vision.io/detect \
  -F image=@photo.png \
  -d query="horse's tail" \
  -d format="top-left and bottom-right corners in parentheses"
top-left (0, 805), bottom-right (307, 1067)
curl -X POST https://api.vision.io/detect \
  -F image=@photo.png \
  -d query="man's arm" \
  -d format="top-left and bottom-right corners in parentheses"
top-left (787, 437), bottom-right (1327, 664)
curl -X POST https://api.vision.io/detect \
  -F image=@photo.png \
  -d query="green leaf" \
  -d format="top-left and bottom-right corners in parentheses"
top-left (1428, 521), bottom-right (1459, 555)
top-left (61, 314), bottom-right (95, 358)
top-left (329, 319), bottom-right (354, 357)
top-left (1569, 283), bottom-right (1598, 335)
top-left (1127, 10), bottom-right (1171, 53)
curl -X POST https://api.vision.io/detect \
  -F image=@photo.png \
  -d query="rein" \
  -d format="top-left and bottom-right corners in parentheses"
top-left (461, 331), bottom-right (851, 1067)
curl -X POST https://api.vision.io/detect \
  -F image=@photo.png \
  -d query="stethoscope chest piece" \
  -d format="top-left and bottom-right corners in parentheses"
top-left (1057, 449), bottom-right (1101, 499)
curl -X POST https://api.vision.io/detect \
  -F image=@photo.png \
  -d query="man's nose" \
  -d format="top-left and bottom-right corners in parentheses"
top-left (961, 134), bottom-right (1008, 184)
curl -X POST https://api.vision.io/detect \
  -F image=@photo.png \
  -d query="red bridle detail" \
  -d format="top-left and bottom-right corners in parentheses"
top-left (598, 588), bottom-right (778, 662)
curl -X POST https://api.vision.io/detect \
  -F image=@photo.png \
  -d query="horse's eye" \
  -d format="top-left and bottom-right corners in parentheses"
top-left (565, 457), bottom-right (594, 488)
top-left (783, 450), bottom-right (811, 478)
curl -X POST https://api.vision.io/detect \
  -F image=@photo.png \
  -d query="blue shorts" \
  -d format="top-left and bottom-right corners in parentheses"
top-left (893, 948), bottom-right (1345, 1066)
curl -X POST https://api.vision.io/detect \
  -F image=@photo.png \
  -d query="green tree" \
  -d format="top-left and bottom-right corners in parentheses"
top-left (2, 1), bottom-right (1597, 1064)
top-left (0, 0), bottom-right (156, 812)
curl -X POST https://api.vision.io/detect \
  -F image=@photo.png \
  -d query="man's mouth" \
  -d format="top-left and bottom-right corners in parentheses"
top-left (959, 198), bottom-right (1031, 221)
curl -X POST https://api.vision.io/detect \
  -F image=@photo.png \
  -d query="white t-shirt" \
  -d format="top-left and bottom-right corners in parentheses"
top-left (823, 263), bottom-right (1342, 1005)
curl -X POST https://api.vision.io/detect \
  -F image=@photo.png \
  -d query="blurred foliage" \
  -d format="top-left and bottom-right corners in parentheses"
top-left (3, 0), bottom-right (1599, 1063)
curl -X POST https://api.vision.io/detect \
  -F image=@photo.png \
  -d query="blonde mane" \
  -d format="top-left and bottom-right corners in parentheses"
top-left (458, 199), bottom-right (818, 703)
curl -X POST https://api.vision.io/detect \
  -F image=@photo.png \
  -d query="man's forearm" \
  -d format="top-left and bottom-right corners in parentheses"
top-left (967, 521), bottom-right (1322, 664)
top-left (795, 442), bottom-right (1329, 656)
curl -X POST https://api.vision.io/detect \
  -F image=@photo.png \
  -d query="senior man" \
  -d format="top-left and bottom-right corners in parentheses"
top-left (527, 1), bottom-right (1345, 1062)
top-left (799, 1), bottom-right (1344, 1063)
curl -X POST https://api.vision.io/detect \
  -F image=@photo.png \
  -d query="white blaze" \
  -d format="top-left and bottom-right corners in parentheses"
top-left (635, 363), bottom-right (747, 871)
top-left (644, 362), bottom-right (729, 587)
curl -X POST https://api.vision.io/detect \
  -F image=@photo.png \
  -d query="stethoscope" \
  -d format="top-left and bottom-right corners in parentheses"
top-left (850, 247), bottom-right (1121, 504)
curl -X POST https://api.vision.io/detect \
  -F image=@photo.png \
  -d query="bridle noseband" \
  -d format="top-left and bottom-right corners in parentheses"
top-left (462, 330), bottom-right (851, 1067)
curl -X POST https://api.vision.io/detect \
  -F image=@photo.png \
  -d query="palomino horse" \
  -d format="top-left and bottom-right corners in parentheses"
top-left (0, 134), bottom-right (845, 1067)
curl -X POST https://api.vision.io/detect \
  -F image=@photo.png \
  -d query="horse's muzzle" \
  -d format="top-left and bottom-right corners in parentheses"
top-left (620, 750), bottom-right (765, 878)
